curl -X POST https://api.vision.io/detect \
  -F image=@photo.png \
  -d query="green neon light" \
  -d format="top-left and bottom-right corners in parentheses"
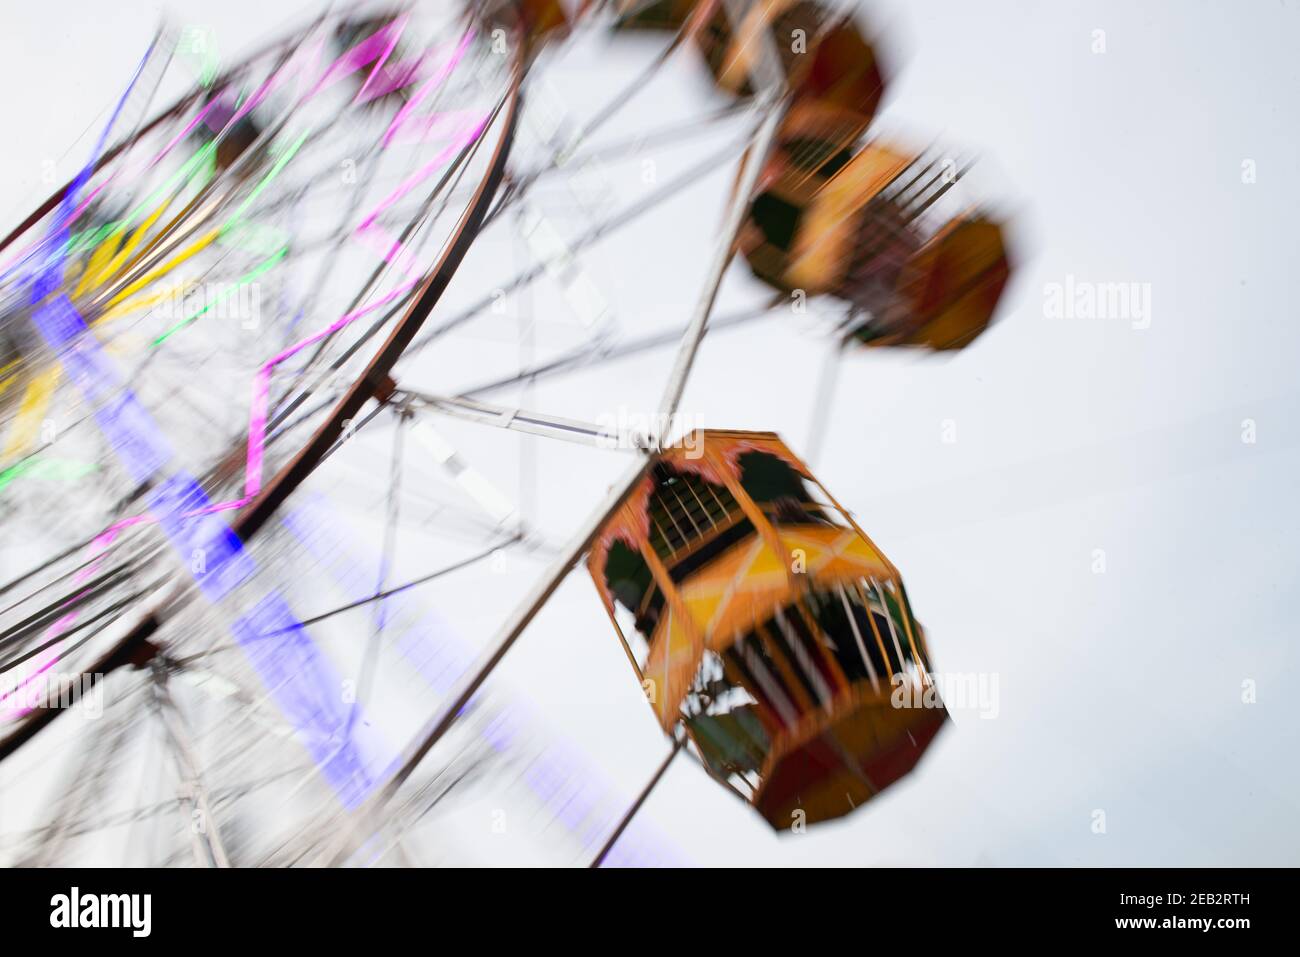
top-left (220, 130), bottom-right (308, 233)
top-left (0, 457), bottom-right (98, 495)
top-left (150, 245), bottom-right (288, 346)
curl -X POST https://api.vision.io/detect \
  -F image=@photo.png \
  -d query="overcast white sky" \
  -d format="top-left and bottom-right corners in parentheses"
top-left (1, 0), bottom-right (1297, 865)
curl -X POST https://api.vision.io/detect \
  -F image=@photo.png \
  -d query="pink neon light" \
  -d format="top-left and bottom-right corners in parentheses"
top-left (351, 15), bottom-right (409, 105)
top-left (241, 271), bottom-right (426, 500)
top-left (382, 30), bottom-right (475, 148)
top-left (163, 98), bottom-right (221, 160)
top-left (383, 108), bottom-right (487, 148)
top-left (362, 113), bottom-right (488, 231)
top-left (355, 55), bottom-right (426, 104)
top-left (0, 526), bottom-right (126, 721)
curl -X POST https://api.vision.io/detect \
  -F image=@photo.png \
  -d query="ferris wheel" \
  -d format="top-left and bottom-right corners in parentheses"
top-left (0, 0), bottom-right (1012, 866)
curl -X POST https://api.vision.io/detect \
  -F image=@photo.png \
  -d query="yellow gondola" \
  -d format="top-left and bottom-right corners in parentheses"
top-left (587, 430), bottom-right (945, 830)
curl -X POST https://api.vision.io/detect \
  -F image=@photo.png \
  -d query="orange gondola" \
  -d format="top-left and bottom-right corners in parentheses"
top-left (741, 132), bottom-right (1013, 351)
